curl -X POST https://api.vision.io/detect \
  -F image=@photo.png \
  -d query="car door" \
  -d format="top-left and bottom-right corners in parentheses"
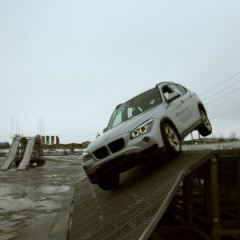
top-left (175, 84), bottom-right (200, 125)
top-left (161, 84), bottom-right (193, 132)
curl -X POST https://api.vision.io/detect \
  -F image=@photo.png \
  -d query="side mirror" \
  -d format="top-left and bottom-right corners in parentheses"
top-left (103, 127), bottom-right (108, 133)
top-left (167, 92), bottom-right (181, 102)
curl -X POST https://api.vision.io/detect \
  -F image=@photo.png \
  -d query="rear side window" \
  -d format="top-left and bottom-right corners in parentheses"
top-left (176, 84), bottom-right (187, 94)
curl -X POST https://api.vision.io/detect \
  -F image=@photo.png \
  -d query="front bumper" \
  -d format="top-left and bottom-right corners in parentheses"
top-left (83, 120), bottom-right (165, 183)
top-left (84, 144), bottom-right (161, 184)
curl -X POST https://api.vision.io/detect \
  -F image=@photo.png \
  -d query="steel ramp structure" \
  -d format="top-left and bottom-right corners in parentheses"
top-left (1, 135), bottom-right (44, 170)
top-left (53, 151), bottom-right (213, 240)
top-left (0, 135), bottom-right (22, 170)
top-left (18, 137), bottom-right (36, 170)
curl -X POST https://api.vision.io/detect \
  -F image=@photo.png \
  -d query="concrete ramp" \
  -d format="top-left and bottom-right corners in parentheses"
top-left (18, 138), bottom-right (36, 170)
top-left (1, 136), bottom-right (22, 170)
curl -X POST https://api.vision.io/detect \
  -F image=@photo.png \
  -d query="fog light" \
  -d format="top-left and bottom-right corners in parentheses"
top-left (143, 137), bottom-right (150, 142)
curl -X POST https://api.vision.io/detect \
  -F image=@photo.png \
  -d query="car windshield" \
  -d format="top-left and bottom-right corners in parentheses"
top-left (107, 88), bottom-right (162, 130)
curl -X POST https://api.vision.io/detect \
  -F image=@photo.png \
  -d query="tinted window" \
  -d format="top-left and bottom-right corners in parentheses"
top-left (162, 84), bottom-right (185, 101)
top-left (108, 88), bottom-right (162, 130)
top-left (176, 84), bottom-right (187, 94)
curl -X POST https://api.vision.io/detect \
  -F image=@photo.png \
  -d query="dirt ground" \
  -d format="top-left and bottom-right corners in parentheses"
top-left (0, 156), bottom-right (85, 240)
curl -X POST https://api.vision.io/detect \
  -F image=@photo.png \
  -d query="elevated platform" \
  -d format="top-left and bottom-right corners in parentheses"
top-left (50, 151), bottom-right (220, 240)
top-left (50, 149), bottom-right (240, 240)
top-left (0, 135), bottom-right (44, 170)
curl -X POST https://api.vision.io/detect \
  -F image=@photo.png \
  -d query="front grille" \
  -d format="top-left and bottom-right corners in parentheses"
top-left (108, 138), bottom-right (124, 153)
top-left (93, 147), bottom-right (109, 159)
top-left (93, 138), bottom-right (125, 160)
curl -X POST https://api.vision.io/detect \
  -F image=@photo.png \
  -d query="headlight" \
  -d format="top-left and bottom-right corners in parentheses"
top-left (130, 119), bottom-right (154, 139)
top-left (83, 152), bottom-right (92, 163)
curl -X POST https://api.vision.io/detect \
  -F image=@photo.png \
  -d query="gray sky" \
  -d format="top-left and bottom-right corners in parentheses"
top-left (1, 0), bottom-right (240, 143)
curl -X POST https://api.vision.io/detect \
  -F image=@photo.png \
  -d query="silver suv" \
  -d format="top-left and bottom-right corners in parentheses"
top-left (83, 82), bottom-right (212, 190)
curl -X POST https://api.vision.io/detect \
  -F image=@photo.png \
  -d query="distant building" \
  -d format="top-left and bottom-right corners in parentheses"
top-left (0, 142), bottom-right (10, 147)
top-left (42, 136), bottom-right (60, 145)
top-left (0, 142), bottom-right (10, 150)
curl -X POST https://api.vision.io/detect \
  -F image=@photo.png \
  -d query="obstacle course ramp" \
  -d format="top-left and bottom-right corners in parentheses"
top-left (18, 137), bottom-right (36, 170)
top-left (0, 136), bottom-right (22, 170)
top-left (66, 151), bottom-right (213, 240)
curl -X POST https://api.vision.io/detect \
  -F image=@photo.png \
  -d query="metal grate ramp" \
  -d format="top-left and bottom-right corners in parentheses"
top-left (68, 151), bottom-right (213, 240)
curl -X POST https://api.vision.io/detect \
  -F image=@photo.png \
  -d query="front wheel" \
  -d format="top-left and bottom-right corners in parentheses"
top-left (198, 110), bottom-right (212, 137)
top-left (97, 174), bottom-right (120, 191)
top-left (162, 123), bottom-right (181, 154)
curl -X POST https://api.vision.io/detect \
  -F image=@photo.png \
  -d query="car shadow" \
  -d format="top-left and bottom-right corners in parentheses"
top-left (116, 152), bottom-right (178, 191)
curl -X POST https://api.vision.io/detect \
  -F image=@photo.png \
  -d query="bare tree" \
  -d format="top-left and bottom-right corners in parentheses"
top-left (211, 133), bottom-right (216, 138)
top-left (219, 133), bottom-right (224, 138)
top-left (229, 131), bottom-right (238, 139)
top-left (218, 133), bottom-right (225, 143)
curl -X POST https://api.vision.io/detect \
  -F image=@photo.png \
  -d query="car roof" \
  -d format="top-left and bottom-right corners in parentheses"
top-left (155, 81), bottom-right (175, 88)
top-left (114, 81), bottom-right (176, 109)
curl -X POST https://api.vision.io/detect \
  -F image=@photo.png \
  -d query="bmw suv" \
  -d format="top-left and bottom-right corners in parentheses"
top-left (83, 82), bottom-right (212, 190)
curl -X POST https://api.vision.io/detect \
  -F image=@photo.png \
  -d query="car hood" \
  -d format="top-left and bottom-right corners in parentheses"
top-left (86, 105), bottom-right (164, 151)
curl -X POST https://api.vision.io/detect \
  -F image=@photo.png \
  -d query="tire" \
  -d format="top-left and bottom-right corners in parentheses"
top-left (97, 174), bottom-right (120, 191)
top-left (198, 110), bottom-right (212, 137)
top-left (162, 123), bottom-right (181, 154)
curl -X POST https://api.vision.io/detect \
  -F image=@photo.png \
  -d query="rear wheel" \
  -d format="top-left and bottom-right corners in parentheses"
top-left (198, 110), bottom-right (212, 136)
top-left (162, 123), bottom-right (181, 154)
top-left (97, 174), bottom-right (120, 191)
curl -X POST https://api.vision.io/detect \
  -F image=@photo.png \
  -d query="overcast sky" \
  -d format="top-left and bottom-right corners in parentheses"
top-left (1, 0), bottom-right (240, 143)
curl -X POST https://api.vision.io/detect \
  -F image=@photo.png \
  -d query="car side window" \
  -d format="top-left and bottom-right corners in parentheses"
top-left (169, 84), bottom-right (184, 95)
top-left (162, 86), bottom-right (173, 100)
top-left (162, 84), bottom-right (183, 101)
top-left (176, 84), bottom-right (187, 94)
